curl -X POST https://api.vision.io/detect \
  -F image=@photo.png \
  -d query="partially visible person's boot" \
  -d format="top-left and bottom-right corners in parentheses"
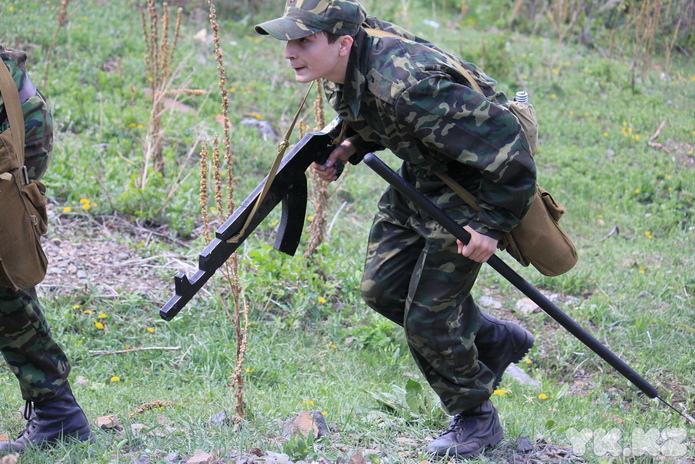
top-left (0, 382), bottom-right (91, 454)
top-left (425, 400), bottom-right (504, 458)
top-left (476, 310), bottom-right (534, 389)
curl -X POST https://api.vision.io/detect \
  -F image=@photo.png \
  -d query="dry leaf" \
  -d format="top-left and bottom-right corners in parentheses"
top-left (95, 414), bottom-right (123, 431)
top-left (295, 411), bottom-right (320, 438)
top-left (0, 454), bottom-right (19, 464)
top-left (185, 449), bottom-right (214, 464)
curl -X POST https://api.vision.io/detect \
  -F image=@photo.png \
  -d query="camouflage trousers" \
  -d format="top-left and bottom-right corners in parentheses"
top-left (0, 286), bottom-right (70, 403)
top-left (360, 187), bottom-right (495, 415)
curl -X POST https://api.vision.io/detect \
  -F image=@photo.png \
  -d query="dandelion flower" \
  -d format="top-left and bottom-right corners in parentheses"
top-left (95, 321), bottom-right (104, 330)
top-left (63, 207), bottom-right (72, 213)
top-left (302, 400), bottom-right (314, 406)
top-left (146, 327), bottom-right (155, 333)
top-left (98, 314), bottom-right (107, 319)
top-left (493, 389), bottom-right (509, 397)
top-left (110, 376), bottom-right (120, 382)
top-left (538, 393), bottom-right (549, 400)
top-left (318, 297), bottom-right (327, 304)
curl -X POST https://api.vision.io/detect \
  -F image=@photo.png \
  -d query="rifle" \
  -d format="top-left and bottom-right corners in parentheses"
top-left (159, 117), bottom-right (341, 321)
top-left (363, 152), bottom-right (694, 423)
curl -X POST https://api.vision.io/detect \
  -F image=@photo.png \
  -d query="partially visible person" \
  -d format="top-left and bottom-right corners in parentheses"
top-left (0, 44), bottom-right (91, 454)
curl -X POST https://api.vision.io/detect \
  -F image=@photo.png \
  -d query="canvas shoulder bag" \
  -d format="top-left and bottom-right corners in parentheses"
top-left (0, 54), bottom-right (49, 290)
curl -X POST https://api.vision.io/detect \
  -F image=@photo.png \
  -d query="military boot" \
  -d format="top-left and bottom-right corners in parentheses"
top-left (425, 400), bottom-right (503, 458)
top-left (476, 310), bottom-right (534, 389)
top-left (0, 383), bottom-right (91, 454)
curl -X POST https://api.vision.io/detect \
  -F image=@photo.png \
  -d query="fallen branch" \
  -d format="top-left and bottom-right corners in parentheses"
top-left (88, 346), bottom-right (180, 357)
top-left (648, 120), bottom-right (669, 153)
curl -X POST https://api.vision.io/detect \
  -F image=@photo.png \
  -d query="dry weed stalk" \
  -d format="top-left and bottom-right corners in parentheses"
top-left (42, 0), bottom-right (72, 88)
top-left (196, 0), bottom-right (248, 424)
top-left (546, 0), bottom-right (584, 44)
top-left (304, 81), bottom-right (330, 258)
top-left (140, 0), bottom-right (183, 184)
top-left (628, 0), bottom-right (664, 87)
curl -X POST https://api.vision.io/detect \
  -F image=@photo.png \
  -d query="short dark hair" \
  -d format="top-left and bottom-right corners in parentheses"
top-left (324, 31), bottom-right (344, 44)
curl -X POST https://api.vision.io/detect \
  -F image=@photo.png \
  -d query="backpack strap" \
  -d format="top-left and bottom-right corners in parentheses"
top-left (364, 28), bottom-right (483, 95)
top-left (0, 58), bottom-right (27, 168)
top-left (363, 28), bottom-right (483, 210)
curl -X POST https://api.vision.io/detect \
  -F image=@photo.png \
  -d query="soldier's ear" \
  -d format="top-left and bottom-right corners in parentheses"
top-left (338, 35), bottom-right (353, 56)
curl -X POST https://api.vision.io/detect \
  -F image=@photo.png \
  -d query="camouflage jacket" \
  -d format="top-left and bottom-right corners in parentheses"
top-left (323, 20), bottom-right (536, 238)
top-left (0, 45), bottom-right (53, 180)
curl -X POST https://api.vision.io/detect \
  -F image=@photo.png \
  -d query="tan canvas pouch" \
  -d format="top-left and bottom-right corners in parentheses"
top-left (0, 57), bottom-right (49, 290)
top-left (508, 100), bottom-right (538, 157)
top-left (498, 186), bottom-right (578, 276)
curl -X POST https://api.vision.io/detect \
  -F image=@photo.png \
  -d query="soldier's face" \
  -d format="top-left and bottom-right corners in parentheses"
top-left (284, 32), bottom-right (351, 84)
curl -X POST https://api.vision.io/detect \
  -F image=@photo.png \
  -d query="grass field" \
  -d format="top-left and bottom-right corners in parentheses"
top-left (1, 0), bottom-right (693, 462)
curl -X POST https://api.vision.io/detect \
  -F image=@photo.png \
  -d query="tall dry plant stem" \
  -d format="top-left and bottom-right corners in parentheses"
top-left (546, 0), bottom-right (583, 44)
top-left (304, 81), bottom-right (330, 258)
top-left (42, 0), bottom-right (72, 88)
top-left (199, 143), bottom-right (211, 244)
top-left (628, 0), bottom-right (664, 88)
top-left (201, 0), bottom-right (247, 424)
top-left (140, 0), bottom-right (182, 185)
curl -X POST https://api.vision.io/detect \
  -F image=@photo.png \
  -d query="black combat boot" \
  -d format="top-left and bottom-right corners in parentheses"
top-left (0, 383), bottom-right (91, 454)
top-left (476, 310), bottom-right (534, 389)
top-left (425, 400), bottom-right (503, 458)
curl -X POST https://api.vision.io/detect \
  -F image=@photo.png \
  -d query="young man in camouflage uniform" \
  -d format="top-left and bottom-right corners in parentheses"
top-left (0, 45), bottom-right (91, 454)
top-left (256, 0), bottom-right (536, 458)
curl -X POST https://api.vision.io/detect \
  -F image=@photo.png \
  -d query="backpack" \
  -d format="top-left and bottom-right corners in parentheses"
top-left (364, 28), bottom-right (578, 276)
top-left (0, 47), bottom-right (49, 290)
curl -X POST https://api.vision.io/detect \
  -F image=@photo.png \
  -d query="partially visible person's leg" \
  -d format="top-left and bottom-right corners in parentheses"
top-left (0, 287), bottom-right (90, 454)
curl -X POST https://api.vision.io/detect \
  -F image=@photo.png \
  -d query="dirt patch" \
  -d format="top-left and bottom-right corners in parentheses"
top-left (37, 208), bottom-right (199, 303)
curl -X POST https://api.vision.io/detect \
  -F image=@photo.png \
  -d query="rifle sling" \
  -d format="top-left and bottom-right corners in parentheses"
top-left (226, 81), bottom-right (315, 244)
top-left (364, 28), bottom-right (484, 211)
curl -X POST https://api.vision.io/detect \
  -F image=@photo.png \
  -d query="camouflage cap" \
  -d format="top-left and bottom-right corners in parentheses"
top-left (255, 0), bottom-right (366, 40)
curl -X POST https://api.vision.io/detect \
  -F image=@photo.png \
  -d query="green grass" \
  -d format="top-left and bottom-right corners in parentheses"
top-left (1, 0), bottom-right (694, 463)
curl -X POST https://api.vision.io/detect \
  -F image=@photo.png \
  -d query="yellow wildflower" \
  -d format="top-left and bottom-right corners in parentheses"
top-left (538, 393), bottom-right (549, 400)
top-left (147, 327), bottom-right (155, 333)
top-left (493, 389), bottom-right (509, 397)
top-left (318, 297), bottom-right (327, 304)
top-left (110, 376), bottom-right (120, 382)
top-left (302, 400), bottom-right (314, 406)
top-left (63, 207), bottom-right (72, 213)
top-left (98, 314), bottom-right (107, 319)
top-left (95, 321), bottom-right (104, 330)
